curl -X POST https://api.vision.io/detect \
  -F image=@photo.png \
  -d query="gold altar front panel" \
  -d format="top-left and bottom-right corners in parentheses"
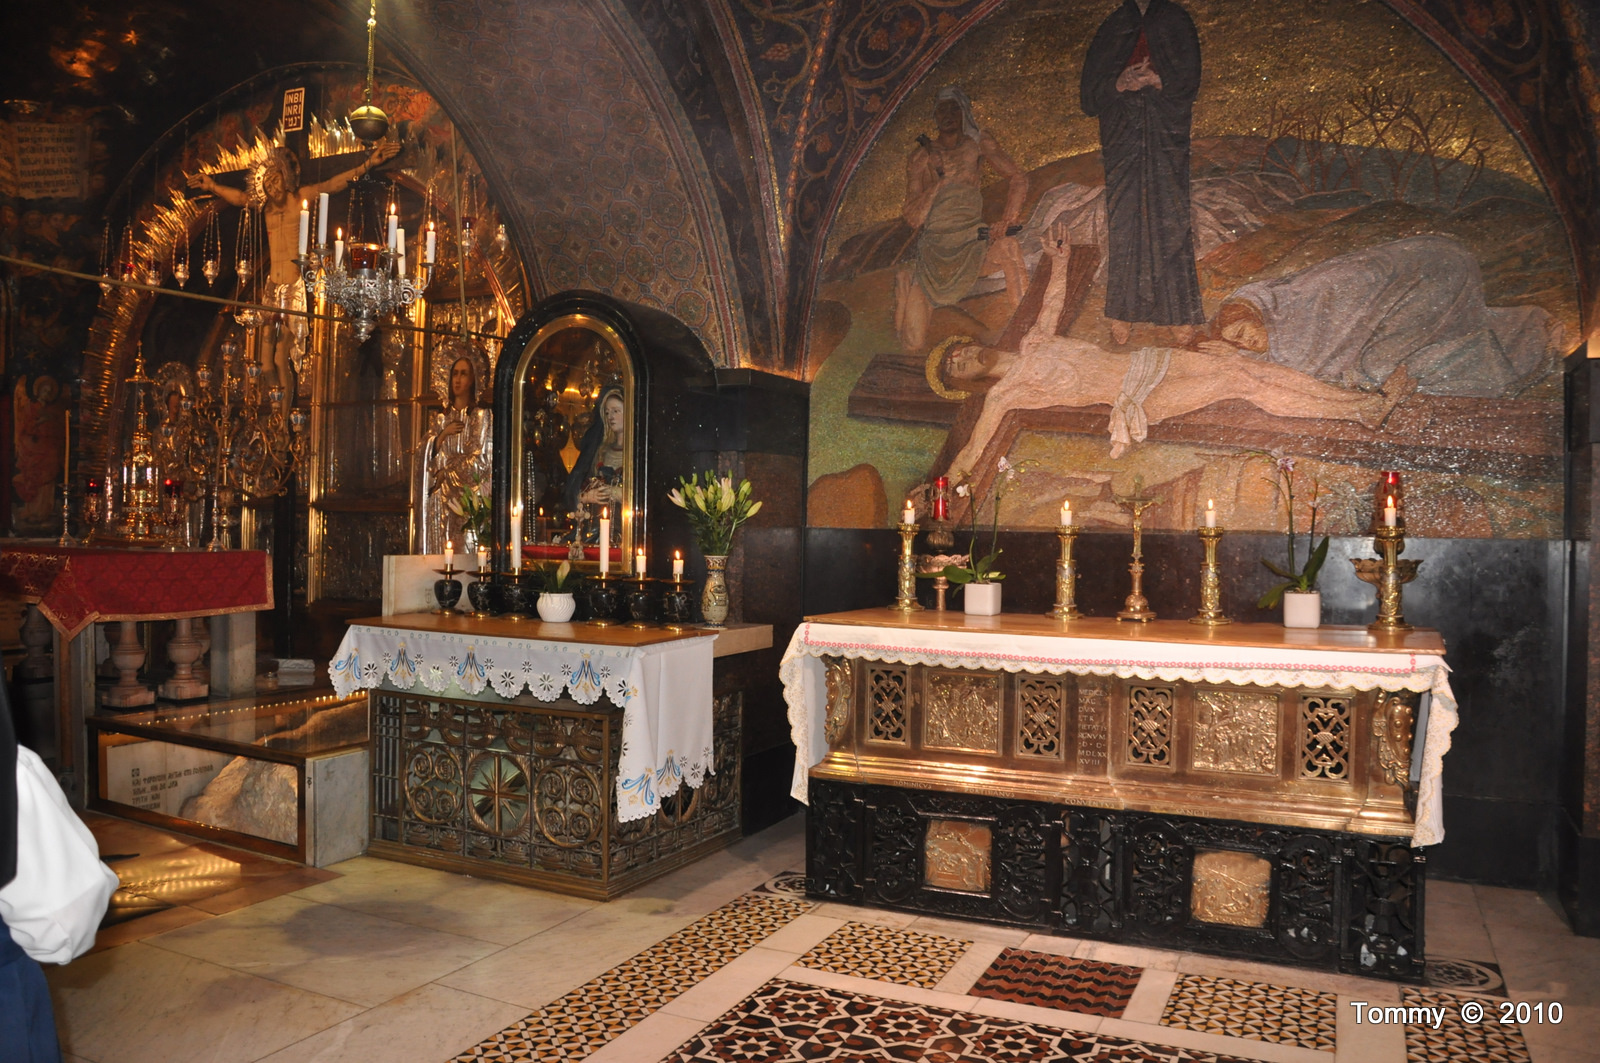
top-left (814, 658), bottom-right (1419, 837)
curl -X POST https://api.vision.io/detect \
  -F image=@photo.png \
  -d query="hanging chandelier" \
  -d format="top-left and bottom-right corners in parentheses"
top-left (295, 0), bottom-right (424, 342)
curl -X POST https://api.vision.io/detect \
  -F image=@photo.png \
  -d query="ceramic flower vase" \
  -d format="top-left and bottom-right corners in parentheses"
top-left (536, 591), bottom-right (577, 623)
top-left (1283, 590), bottom-right (1321, 629)
top-left (701, 554), bottom-right (730, 627)
top-left (964, 582), bottom-right (1002, 616)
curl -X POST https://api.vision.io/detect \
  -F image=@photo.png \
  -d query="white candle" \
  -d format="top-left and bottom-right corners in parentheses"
top-left (425, 221), bottom-right (436, 264)
top-left (1204, 499), bottom-right (1216, 529)
top-left (598, 510), bottom-right (611, 574)
top-left (511, 503), bottom-right (523, 573)
top-left (334, 228), bottom-right (345, 269)
top-left (672, 550), bottom-right (684, 579)
top-left (387, 204), bottom-right (398, 250)
top-left (396, 228), bottom-right (406, 276)
top-left (1384, 495), bottom-right (1397, 528)
top-left (901, 501), bottom-right (916, 524)
top-left (476, 545), bottom-right (488, 573)
top-left (297, 200), bottom-right (310, 256)
top-left (636, 548), bottom-right (646, 576)
top-left (1060, 499), bottom-right (1072, 527)
top-left (317, 192), bottom-right (329, 246)
top-left (444, 539), bottom-right (453, 566)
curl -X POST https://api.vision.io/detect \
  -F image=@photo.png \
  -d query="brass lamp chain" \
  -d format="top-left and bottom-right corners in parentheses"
top-left (365, 1), bottom-right (378, 105)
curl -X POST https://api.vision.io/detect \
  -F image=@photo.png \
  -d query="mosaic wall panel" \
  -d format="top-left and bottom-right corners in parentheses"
top-left (396, 0), bottom-right (737, 367)
top-left (801, 0), bottom-right (1578, 537)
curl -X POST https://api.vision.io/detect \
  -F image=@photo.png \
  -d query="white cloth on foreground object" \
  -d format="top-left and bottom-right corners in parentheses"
top-left (0, 746), bottom-right (118, 964)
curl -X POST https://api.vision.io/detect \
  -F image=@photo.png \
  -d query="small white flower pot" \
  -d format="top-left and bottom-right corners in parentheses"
top-left (1282, 590), bottom-right (1321, 629)
top-left (964, 582), bottom-right (1002, 616)
top-left (537, 592), bottom-right (577, 623)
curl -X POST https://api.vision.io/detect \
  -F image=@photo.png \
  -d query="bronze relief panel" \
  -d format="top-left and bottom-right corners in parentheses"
top-left (1191, 689), bottom-right (1279, 776)
top-left (1190, 849), bottom-right (1272, 928)
top-left (924, 818), bottom-right (992, 893)
top-left (923, 670), bottom-right (1002, 754)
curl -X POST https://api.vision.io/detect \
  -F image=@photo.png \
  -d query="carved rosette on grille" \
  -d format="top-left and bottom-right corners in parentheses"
top-left (1300, 694), bottom-right (1352, 780)
top-left (1191, 689), bottom-right (1278, 775)
top-left (924, 819), bottom-right (992, 892)
top-left (924, 671), bottom-right (1001, 753)
top-left (466, 750), bottom-right (531, 836)
top-left (1126, 686), bottom-right (1175, 767)
top-left (823, 657), bottom-right (853, 745)
top-left (1017, 677), bottom-right (1066, 759)
top-left (1190, 849), bottom-right (1272, 927)
top-left (1374, 693), bottom-right (1418, 788)
top-left (867, 666), bottom-right (910, 744)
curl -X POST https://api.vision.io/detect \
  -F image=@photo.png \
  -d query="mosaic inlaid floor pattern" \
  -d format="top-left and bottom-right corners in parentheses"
top-left (795, 919), bottom-right (971, 989)
top-left (968, 947), bottom-right (1144, 1017)
top-left (1160, 973), bottom-right (1339, 1052)
top-left (454, 891), bottom-right (815, 1061)
top-left (663, 979), bottom-right (1273, 1063)
top-left (1399, 987), bottom-right (1534, 1063)
top-left (1424, 956), bottom-right (1509, 998)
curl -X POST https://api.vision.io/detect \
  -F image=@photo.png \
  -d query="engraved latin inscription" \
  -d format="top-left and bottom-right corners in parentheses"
top-left (1190, 849), bottom-right (1272, 928)
top-left (1191, 689), bottom-right (1278, 775)
top-left (867, 666), bottom-right (909, 744)
top-left (1077, 676), bottom-right (1110, 772)
top-left (1126, 686), bottom-right (1174, 768)
top-left (924, 671), bottom-right (1002, 753)
top-left (924, 819), bottom-right (992, 893)
top-left (1017, 676), bottom-right (1066, 759)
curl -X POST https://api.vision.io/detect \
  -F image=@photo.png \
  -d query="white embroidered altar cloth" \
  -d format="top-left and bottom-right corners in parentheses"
top-left (330, 624), bottom-right (715, 822)
top-left (780, 621), bottom-right (1458, 847)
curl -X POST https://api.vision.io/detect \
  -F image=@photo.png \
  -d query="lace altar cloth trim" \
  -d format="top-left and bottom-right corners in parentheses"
top-left (330, 625), bottom-right (715, 823)
top-left (780, 622), bottom-right (1457, 847)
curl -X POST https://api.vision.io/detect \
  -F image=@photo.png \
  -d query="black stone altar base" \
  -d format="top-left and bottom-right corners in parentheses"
top-left (806, 777), bottom-right (1426, 983)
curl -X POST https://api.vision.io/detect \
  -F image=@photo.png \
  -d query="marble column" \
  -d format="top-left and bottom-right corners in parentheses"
top-left (1562, 349), bottom-right (1600, 936)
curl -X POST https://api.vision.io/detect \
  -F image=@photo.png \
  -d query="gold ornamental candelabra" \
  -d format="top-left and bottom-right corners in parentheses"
top-left (157, 331), bottom-right (308, 550)
top-left (894, 522), bottom-right (924, 612)
top-left (1048, 525), bottom-right (1081, 620)
top-left (1353, 525), bottom-right (1420, 633)
top-left (1189, 525), bottom-right (1231, 625)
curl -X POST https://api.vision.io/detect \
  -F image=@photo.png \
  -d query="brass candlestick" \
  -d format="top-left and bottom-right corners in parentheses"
top-left (1189, 525), bottom-right (1231, 625)
top-left (1048, 525), bottom-right (1081, 620)
top-left (894, 522), bottom-right (924, 612)
top-left (1354, 525), bottom-right (1420, 633)
top-left (1113, 479), bottom-right (1161, 622)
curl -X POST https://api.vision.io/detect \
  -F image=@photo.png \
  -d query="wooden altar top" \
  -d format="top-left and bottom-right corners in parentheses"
top-left (803, 608), bottom-right (1445, 656)
top-left (359, 611), bottom-right (706, 647)
top-left (360, 612), bottom-right (773, 655)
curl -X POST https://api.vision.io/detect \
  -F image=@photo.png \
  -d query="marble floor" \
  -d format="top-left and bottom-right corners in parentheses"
top-left (46, 812), bottom-right (1600, 1063)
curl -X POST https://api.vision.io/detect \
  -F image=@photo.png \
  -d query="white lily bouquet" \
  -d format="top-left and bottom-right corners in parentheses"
top-left (668, 472), bottom-right (762, 555)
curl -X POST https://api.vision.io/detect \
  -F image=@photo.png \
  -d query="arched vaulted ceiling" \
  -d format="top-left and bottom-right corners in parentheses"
top-left (3, 0), bottom-right (1599, 376)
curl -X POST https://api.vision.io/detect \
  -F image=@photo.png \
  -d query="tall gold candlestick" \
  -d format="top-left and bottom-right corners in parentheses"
top-left (1189, 525), bottom-right (1231, 625)
top-left (1354, 525), bottom-right (1420, 633)
top-left (894, 522), bottom-right (924, 612)
top-left (1048, 525), bottom-right (1081, 620)
top-left (1113, 478), bottom-right (1161, 622)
